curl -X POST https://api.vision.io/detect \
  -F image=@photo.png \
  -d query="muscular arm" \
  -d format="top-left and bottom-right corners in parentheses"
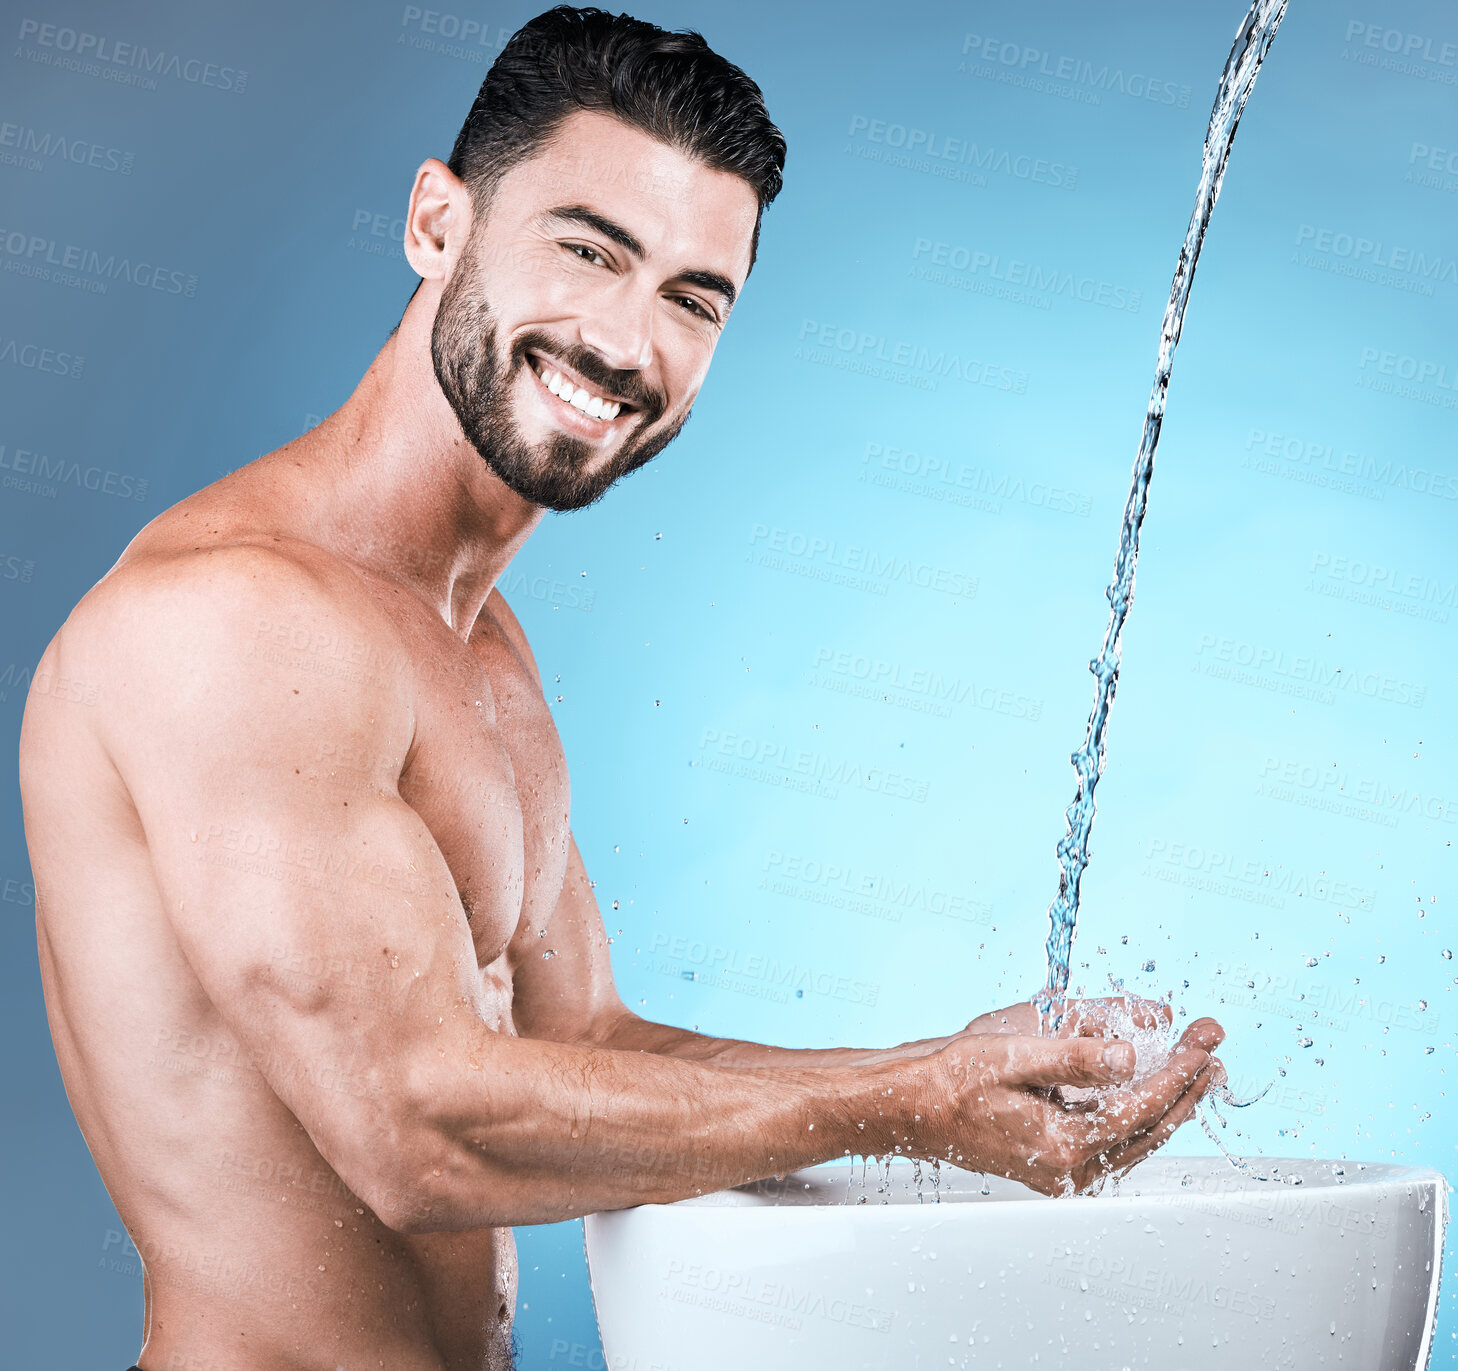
top-left (81, 554), bottom-right (1208, 1233)
top-left (86, 550), bottom-right (953, 1233)
top-left (505, 834), bottom-right (1224, 1196)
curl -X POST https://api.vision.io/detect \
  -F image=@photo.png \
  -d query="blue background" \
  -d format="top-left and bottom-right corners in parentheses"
top-left (2, 0), bottom-right (1454, 1365)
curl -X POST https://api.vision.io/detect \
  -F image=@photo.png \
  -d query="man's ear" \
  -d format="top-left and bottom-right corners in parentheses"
top-left (403, 158), bottom-right (475, 283)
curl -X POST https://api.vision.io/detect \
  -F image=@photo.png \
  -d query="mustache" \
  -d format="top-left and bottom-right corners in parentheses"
top-left (509, 330), bottom-right (666, 423)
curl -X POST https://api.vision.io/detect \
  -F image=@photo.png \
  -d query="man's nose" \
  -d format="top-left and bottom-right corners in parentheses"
top-left (578, 280), bottom-right (655, 373)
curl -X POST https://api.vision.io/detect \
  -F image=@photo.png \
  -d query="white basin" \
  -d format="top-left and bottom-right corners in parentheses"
top-left (584, 1157), bottom-right (1447, 1369)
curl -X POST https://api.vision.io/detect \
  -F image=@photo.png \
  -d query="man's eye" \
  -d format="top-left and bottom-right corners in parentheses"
top-left (673, 296), bottom-right (713, 321)
top-left (565, 242), bottom-right (606, 266)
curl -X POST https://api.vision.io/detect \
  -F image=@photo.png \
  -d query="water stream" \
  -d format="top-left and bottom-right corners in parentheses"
top-left (838, 1), bottom-right (1292, 1199)
top-left (1036, 0), bottom-right (1290, 1035)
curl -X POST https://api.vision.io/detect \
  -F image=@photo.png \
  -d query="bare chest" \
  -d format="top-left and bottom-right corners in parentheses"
top-left (390, 609), bottom-right (571, 980)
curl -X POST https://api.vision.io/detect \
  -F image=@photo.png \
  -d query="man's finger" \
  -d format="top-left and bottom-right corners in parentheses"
top-left (1175, 1017), bottom-right (1225, 1054)
top-left (1099, 1062), bottom-right (1215, 1174)
top-left (1085, 1045), bottom-right (1210, 1142)
top-left (987, 1034), bottom-right (1137, 1089)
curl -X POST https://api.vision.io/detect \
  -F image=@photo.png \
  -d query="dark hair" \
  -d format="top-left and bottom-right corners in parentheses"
top-left (447, 6), bottom-right (786, 268)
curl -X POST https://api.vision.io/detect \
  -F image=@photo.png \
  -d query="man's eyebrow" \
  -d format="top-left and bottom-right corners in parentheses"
top-left (542, 205), bottom-right (645, 258)
top-left (542, 205), bottom-right (738, 312)
top-left (676, 269), bottom-right (737, 313)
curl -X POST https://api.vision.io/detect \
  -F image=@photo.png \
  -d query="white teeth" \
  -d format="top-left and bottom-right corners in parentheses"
top-left (537, 359), bottom-right (621, 420)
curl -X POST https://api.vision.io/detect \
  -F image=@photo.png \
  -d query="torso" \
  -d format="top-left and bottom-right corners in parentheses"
top-left (20, 453), bottom-right (570, 1370)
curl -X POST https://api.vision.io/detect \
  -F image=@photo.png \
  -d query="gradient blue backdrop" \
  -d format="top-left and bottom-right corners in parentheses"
top-left (2, 0), bottom-right (1454, 1365)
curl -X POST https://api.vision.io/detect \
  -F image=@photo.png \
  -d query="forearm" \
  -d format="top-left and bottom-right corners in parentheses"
top-left (597, 1011), bottom-right (957, 1067)
top-left (384, 1020), bottom-right (921, 1231)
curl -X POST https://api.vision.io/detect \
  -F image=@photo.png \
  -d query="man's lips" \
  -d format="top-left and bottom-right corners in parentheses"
top-left (525, 349), bottom-right (640, 422)
top-left (524, 364), bottom-right (622, 438)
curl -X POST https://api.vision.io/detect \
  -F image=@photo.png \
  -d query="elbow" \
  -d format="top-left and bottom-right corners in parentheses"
top-left (354, 1121), bottom-right (471, 1234)
top-left (346, 1038), bottom-right (530, 1232)
top-left (314, 1082), bottom-right (457, 1233)
top-left (352, 1106), bottom-right (514, 1235)
top-left (363, 1132), bottom-right (552, 1233)
top-left (364, 1155), bottom-right (494, 1234)
top-left (368, 1158), bottom-right (526, 1234)
top-left (368, 1182), bottom-right (457, 1235)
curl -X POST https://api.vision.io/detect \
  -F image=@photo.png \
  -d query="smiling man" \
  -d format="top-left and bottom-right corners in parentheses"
top-left (18, 8), bottom-right (1225, 1370)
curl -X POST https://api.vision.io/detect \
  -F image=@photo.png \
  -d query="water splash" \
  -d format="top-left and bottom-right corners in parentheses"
top-left (1198, 1090), bottom-right (1303, 1185)
top-left (1055, 991), bottom-right (1176, 1103)
top-left (1050, 988), bottom-right (1281, 1180)
top-left (1036, 0), bottom-right (1290, 1035)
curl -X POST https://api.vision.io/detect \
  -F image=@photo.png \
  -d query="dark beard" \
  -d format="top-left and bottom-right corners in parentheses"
top-left (430, 244), bottom-right (686, 513)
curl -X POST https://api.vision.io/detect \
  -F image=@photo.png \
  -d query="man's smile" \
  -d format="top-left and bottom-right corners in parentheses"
top-left (525, 348), bottom-right (636, 429)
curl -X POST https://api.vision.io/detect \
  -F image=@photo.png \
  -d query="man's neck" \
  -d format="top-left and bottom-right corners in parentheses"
top-left (285, 280), bottom-right (547, 639)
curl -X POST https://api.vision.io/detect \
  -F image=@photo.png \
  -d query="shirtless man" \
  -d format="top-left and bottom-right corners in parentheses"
top-left (18, 9), bottom-right (1226, 1370)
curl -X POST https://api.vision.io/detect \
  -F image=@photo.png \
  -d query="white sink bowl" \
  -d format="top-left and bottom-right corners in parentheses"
top-left (584, 1157), bottom-right (1447, 1370)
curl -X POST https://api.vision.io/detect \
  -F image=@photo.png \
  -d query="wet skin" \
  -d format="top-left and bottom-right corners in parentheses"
top-left (18, 110), bottom-right (1226, 1371)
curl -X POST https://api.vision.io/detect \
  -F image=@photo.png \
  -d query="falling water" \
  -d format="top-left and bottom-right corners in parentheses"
top-left (1036, 0), bottom-right (1290, 1035)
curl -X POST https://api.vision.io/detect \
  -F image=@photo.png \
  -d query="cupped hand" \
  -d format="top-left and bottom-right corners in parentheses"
top-left (916, 1016), bottom-right (1226, 1196)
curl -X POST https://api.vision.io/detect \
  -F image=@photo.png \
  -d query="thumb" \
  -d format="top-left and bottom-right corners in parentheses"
top-left (992, 1035), bottom-right (1136, 1089)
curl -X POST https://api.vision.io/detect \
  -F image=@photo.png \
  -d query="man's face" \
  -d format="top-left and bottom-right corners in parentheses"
top-left (431, 109), bottom-right (759, 512)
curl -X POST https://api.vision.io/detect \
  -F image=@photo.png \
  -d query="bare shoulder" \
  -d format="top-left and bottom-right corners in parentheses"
top-left (63, 537), bottom-right (397, 665)
top-left (23, 539), bottom-right (415, 775)
top-left (484, 586), bottom-right (543, 690)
